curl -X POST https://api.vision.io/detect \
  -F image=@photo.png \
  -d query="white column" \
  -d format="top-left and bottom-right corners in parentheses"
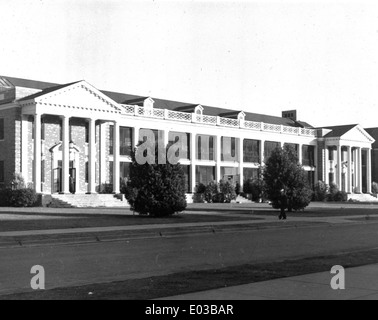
top-left (239, 138), bottom-right (244, 192)
top-left (99, 122), bottom-right (106, 188)
top-left (215, 136), bottom-right (221, 182)
top-left (88, 119), bottom-right (96, 194)
top-left (367, 148), bottom-right (372, 193)
top-left (33, 114), bottom-right (41, 193)
top-left (313, 145), bottom-right (318, 182)
top-left (260, 140), bottom-right (265, 165)
top-left (358, 147), bottom-right (363, 193)
top-left (133, 126), bottom-right (140, 147)
top-left (113, 121), bottom-right (120, 193)
top-left (21, 114), bottom-right (29, 184)
top-left (347, 146), bottom-right (352, 193)
top-left (163, 129), bottom-right (169, 147)
top-left (61, 116), bottom-right (70, 194)
top-left (324, 147), bottom-right (329, 184)
top-left (190, 132), bottom-right (196, 193)
top-left (298, 144), bottom-right (303, 164)
top-left (337, 145), bottom-right (342, 189)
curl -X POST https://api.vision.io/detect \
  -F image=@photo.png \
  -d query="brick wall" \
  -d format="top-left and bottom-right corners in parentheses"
top-left (372, 149), bottom-right (378, 183)
top-left (70, 118), bottom-right (87, 193)
top-left (0, 106), bottom-right (19, 187)
top-left (42, 115), bottom-right (62, 193)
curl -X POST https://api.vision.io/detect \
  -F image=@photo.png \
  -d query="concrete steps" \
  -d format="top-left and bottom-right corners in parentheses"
top-left (234, 195), bottom-right (254, 203)
top-left (348, 193), bottom-right (378, 202)
top-left (49, 194), bottom-right (130, 208)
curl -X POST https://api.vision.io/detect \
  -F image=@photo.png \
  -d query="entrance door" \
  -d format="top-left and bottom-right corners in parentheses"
top-left (53, 168), bottom-right (62, 193)
top-left (69, 168), bottom-right (76, 194)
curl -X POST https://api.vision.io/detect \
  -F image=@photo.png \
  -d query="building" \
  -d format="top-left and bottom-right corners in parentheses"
top-left (364, 128), bottom-right (378, 185)
top-left (0, 76), bottom-right (375, 205)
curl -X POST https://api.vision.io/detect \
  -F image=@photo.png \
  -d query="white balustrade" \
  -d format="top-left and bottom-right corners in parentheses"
top-left (119, 104), bottom-right (315, 137)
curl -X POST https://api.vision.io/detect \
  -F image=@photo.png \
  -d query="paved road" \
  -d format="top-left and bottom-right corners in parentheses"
top-left (1, 221), bottom-right (378, 296)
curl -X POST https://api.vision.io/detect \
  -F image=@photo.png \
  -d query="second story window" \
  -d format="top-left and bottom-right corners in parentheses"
top-left (197, 135), bottom-right (214, 161)
top-left (0, 118), bottom-right (4, 140)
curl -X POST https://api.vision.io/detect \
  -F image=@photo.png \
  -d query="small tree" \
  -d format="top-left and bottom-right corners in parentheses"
top-left (124, 146), bottom-right (187, 217)
top-left (204, 181), bottom-right (218, 203)
top-left (314, 180), bottom-right (328, 201)
top-left (10, 172), bottom-right (26, 190)
top-left (219, 180), bottom-right (237, 203)
top-left (263, 145), bottom-right (313, 218)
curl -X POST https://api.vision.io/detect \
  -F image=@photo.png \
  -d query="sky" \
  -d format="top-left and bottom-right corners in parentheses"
top-left (2, 0), bottom-right (378, 128)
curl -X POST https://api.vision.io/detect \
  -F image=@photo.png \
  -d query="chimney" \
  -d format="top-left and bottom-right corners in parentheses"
top-left (282, 110), bottom-right (297, 121)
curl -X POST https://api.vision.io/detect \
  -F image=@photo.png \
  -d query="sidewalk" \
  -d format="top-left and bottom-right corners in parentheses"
top-left (158, 264), bottom-right (378, 300)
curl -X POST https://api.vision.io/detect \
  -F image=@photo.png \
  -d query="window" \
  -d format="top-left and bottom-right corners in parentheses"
top-left (264, 141), bottom-right (280, 160)
top-left (120, 162), bottom-right (130, 179)
top-left (109, 125), bottom-right (114, 154)
top-left (168, 132), bottom-right (190, 160)
top-left (120, 127), bottom-right (132, 156)
top-left (41, 160), bottom-right (45, 183)
top-left (85, 161), bottom-right (89, 183)
top-left (243, 139), bottom-right (260, 163)
top-left (0, 118), bottom-right (3, 140)
top-left (41, 120), bottom-right (45, 140)
top-left (221, 137), bottom-right (237, 161)
top-left (85, 122), bottom-right (89, 143)
top-left (0, 160), bottom-right (4, 183)
top-left (197, 135), bottom-right (214, 160)
top-left (221, 167), bottom-right (238, 182)
top-left (302, 145), bottom-right (315, 166)
top-left (181, 165), bottom-right (190, 192)
top-left (196, 165), bottom-right (215, 185)
top-left (243, 168), bottom-right (259, 182)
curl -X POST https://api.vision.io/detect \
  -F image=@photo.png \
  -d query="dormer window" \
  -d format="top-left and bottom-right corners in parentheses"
top-left (194, 105), bottom-right (203, 115)
top-left (143, 97), bottom-right (154, 109)
top-left (237, 111), bottom-right (246, 121)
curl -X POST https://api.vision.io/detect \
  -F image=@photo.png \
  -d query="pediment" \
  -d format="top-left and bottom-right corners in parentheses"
top-left (34, 81), bottom-right (122, 113)
top-left (341, 126), bottom-right (375, 143)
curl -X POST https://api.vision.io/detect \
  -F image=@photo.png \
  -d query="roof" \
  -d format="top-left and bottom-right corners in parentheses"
top-left (18, 81), bottom-right (81, 101)
top-left (320, 124), bottom-right (357, 138)
top-left (1, 76), bottom-right (58, 90)
top-left (365, 127), bottom-right (378, 148)
top-left (2, 75), bottom-right (313, 128)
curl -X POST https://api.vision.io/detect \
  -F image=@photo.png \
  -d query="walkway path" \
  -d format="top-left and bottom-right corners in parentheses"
top-left (159, 264), bottom-right (378, 300)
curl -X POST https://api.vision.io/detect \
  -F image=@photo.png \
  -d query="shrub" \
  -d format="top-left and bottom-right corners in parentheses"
top-left (192, 193), bottom-right (205, 203)
top-left (219, 180), bottom-right (237, 203)
top-left (10, 172), bottom-right (26, 190)
top-left (125, 147), bottom-right (187, 217)
top-left (195, 183), bottom-right (206, 194)
top-left (372, 182), bottom-right (378, 194)
top-left (235, 182), bottom-right (241, 196)
top-left (0, 188), bottom-right (38, 207)
top-left (204, 181), bottom-right (218, 203)
top-left (243, 178), bottom-right (263, 202)
top-left (314, 181), bottom-right (328, 201)
top-left (327, 183), bottom-right (339, 201)
top-left (333, 190), bottom-right (348, 202)
top-left (263, 145), bottom-right (312, 212)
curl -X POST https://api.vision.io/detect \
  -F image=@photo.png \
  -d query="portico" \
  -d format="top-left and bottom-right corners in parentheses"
top-left (321, 125), bottom-right (374, 194)
top-left (19, 81), bottom-right (124, 195)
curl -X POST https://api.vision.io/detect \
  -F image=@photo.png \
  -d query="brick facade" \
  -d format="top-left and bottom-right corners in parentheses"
top-left (0, 108), bottom-right (19, 187)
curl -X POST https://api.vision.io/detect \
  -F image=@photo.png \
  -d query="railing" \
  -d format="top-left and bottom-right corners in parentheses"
top-left (119, 104), bottom-right (316, 137)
